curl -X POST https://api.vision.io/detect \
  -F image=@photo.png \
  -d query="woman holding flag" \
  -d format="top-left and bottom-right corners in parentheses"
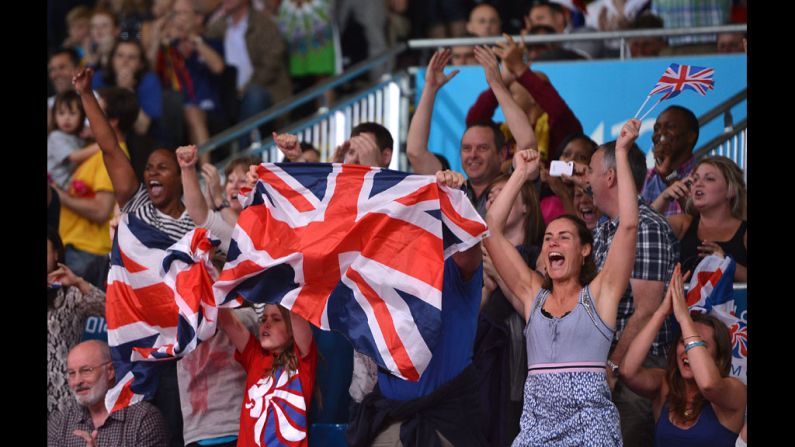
top-left (619, 264), bottom-right (746, 446)
top-left (74, 66), bottom-right (195, 447)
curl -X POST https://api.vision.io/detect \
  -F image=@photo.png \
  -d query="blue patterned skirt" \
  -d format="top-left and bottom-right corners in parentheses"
top-left (512, 371), bottom-right (622, 447)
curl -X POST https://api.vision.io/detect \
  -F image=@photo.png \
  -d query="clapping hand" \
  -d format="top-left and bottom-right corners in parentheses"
top-left (473, 45), bottom-right (503, 88)
top-left (493, 33), bottom-right (528, 76)
top-left (425, 49), bottom-right (459, 91)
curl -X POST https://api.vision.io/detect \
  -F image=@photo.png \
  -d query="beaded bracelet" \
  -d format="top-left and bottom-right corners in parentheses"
top-left (685, 340), bottom-right (706, 352)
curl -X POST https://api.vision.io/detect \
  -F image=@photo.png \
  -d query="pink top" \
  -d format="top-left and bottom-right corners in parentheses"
top-left (541, 195), bottom-right (567, 226)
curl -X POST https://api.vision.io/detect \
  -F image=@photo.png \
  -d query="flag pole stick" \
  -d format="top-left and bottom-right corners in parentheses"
top-left (639, 96), bottom-right (664, 121)
top-left (634, 95), bottom-right (652, 119)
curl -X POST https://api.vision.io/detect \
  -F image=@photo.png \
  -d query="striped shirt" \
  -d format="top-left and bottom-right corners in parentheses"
top-left (121, 184), bottom-right (195, 242)
top-left (593, 198), bottom-right (679, 357)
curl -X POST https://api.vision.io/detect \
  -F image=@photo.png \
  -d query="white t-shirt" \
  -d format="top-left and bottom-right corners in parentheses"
top-left (224, 14), bottom-right (254, 91)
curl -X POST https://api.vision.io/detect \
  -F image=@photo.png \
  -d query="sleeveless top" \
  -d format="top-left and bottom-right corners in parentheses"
top-left (512, 285), bottom-right (622, 446)
top-left (680, 215), bottom-right (747, 277)
top-left (525, 285), bottom-right (614, 372)
top-left (655, 400), bottom-right (738, 447)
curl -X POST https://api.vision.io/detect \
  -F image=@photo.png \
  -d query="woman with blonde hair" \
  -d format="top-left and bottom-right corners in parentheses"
top-left (654, 156), bottom-right (747, 282)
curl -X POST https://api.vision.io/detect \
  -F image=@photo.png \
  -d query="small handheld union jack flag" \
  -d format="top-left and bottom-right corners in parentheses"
top-left (650, 63), bottom-right (715, 99)
top-left (634, 63), bottom-right (716, 120)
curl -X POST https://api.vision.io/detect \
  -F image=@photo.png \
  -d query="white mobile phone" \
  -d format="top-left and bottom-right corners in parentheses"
top-left (549, 160), bottom-right (574, 177)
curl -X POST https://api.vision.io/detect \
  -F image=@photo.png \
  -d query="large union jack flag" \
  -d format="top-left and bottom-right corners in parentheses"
top-left (685, 254), bottom-right (747, 384)
top-left (213, 162), bottom-right (488, 381)
top-left (104, 214), bottom-right (221, 412)
top-left (649, 63), bottom-right (715, 99)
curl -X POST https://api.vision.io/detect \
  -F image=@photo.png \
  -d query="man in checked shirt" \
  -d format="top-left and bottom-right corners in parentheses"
top-left (48, 340), bottom-right (169, 446)
top-left (588, 138), bottom-right (679, 447)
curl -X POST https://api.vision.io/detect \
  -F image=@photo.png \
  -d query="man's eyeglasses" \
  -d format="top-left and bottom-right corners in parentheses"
top-left (66, 361), bottom-right (111, 379)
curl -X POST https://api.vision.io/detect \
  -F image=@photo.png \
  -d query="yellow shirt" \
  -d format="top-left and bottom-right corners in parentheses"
top-left (534, 113), bottom-right (550, 162)
top-left (59, 143), bottom-right (129, 255)
top-left (499, 112), bottom-right (550, 160)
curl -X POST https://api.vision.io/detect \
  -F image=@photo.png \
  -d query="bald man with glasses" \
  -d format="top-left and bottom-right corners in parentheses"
top-left (48, 340), bottom-right (168, 447)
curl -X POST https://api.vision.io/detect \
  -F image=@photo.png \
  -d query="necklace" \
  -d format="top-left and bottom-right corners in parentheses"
top-left (681, 403), bottom-right (700, 422)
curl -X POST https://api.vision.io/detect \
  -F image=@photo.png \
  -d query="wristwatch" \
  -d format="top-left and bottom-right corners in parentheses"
top-left (215, 198), bottom-right (230, 211)
top-left (607, 359), bottom-right (620, 377)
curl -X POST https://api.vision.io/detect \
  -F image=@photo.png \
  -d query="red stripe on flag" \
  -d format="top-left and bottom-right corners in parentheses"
top-left (235, 206), bottom-right (297, 260)
top-left (191, 228), bottom-right (213, 253)
top-left (675, 68), bottom-right (688, 90)
top-left (347, 268), bottom-right (420, 381)
top-left (686, 268), bottom-right (724, 306)
top-left (217, 259), bottom-right (269, 283)
top-left (110, 380), bottom-right (136, 413)
top-left (259, 166), bottom-right (316, 213)
top-left (106, 281), bottom-right (179, 329)
top-left (438, 190), bottom-right (488, 236)
top-left (120, 247), bottom-right (149, 273)
top-left (132, 346), bottom-right (159, 358)
top-left (356, 212), bottom-right (444, 289)
top-left (176, 264), bottom-right (215, 313)
top-left (395, 183), bottom-right (438, 206)
top-left (291, 285), bottom-right (332, 327)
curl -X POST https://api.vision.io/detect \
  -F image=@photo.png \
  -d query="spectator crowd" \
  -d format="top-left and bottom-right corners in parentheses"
top-left (47, 1), bottom-right (747, 446)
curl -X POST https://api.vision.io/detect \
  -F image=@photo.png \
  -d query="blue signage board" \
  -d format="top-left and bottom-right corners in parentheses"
top-left (81, 316), bottom-right (108, 342)
top-left (415, 54), bottom-right (747, 175)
